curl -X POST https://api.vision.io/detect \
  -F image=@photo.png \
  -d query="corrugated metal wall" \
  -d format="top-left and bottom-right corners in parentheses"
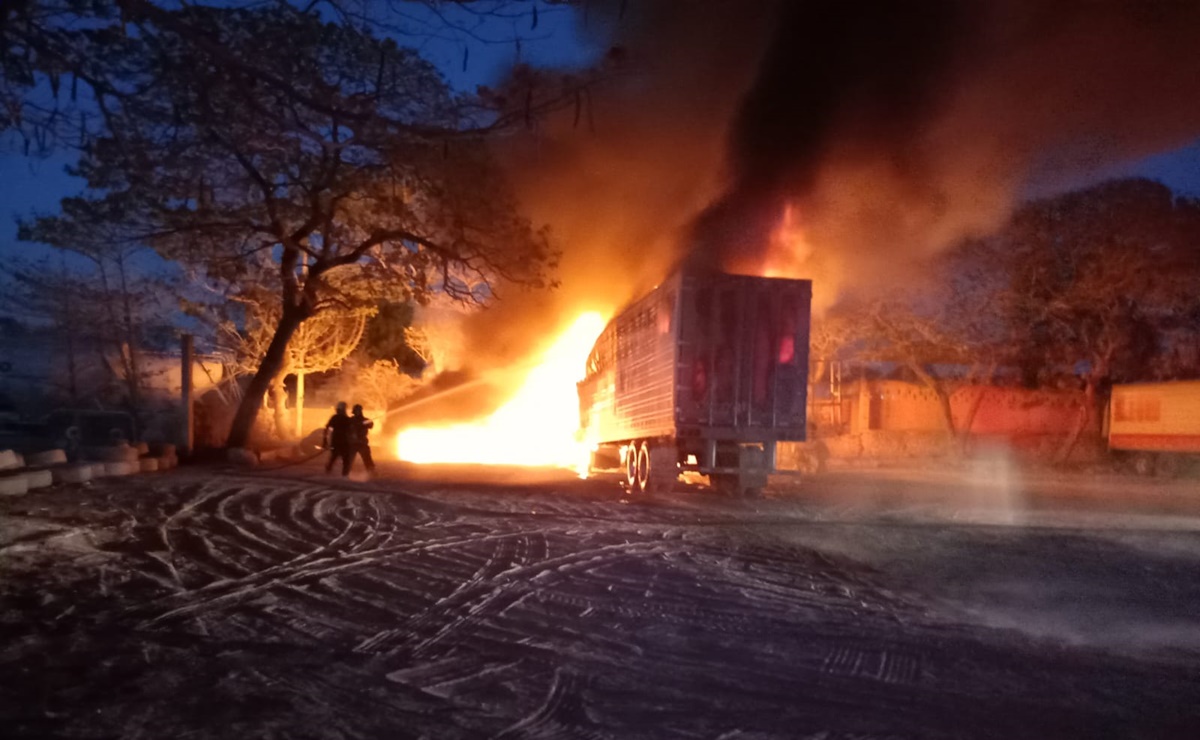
top-left (613, 278), bottom-right (677, 440)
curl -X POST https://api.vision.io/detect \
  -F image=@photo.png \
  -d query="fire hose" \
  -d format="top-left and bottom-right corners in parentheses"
top-left (254, 447), bottom-right (329, 471)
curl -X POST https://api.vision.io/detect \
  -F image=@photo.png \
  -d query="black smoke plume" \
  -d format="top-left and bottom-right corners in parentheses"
top-left (694, 0), bottom-right (1200, 302)
top-left (415, 0), bottom-right (1200, 423)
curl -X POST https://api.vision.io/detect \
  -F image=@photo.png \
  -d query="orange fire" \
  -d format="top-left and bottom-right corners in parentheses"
top-left (761, 202), bottom-right (816, 279)
top-left (719, 201), bottom-right (817, 280)
top-left (394, 312), bottom-right (607, 473)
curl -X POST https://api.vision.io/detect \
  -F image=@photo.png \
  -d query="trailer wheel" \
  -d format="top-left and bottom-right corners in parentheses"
top-left (625, 443), bottom-right (640, 491)
top-left (1132, 453), bottom-right (1156, 477)
top-left (638, 442), bottom-right (673, 495)
top-left (635, 442), bottom-right (652, 494)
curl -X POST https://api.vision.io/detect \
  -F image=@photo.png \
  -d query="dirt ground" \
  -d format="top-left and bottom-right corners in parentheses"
top-left (2, 459), bottom-right (1199, 739)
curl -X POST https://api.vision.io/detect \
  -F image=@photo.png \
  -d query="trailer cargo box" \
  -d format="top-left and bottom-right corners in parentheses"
top-left (1108, 380), bottom-right (1200, 475)
top-left (578, 268), bottom-right (811, 495)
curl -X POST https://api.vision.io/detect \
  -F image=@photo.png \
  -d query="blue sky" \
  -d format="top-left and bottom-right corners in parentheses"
top-left (1119, 141), bottom-right (1200, 195)
top-left (0, 1), bottom-right (602, 264)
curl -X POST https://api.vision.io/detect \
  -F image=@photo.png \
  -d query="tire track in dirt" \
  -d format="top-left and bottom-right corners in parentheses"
top-left (136, 522), bottom-right (557, 627)
top-left (138, 478), bottom-right (1079, 736)
top-left (495, 670), bottom-right (609, 740)
top-left (14, 469), bottom-right (1197, 739)
top-left (136, 476), bottom-right (934, 717)
top-left (820, 644), bottom-right (926, 685)
top-left (357, 532), bottom-right (532, 654)
top-left (165, 489), bottom-right (360, 587)
top-left (374, 537), bottom-right (673, 662)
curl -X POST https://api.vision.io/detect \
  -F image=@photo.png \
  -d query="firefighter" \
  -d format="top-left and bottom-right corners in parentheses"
top-left (323, 402), bottom-right (353, 476)
top-left (349, 404), bottom-right (375, 475)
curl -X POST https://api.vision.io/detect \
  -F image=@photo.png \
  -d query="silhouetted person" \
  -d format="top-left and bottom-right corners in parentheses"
top-left (323, 402), bottom-right (353, 476)
top-left (349, 404), bottom-right (375, 475)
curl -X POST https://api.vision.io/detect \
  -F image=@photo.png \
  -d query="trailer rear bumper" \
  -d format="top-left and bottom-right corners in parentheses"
top-left (675, 427), bottom-right (806, 444)
top-left (1110, 433), bottom-right (1200, 453)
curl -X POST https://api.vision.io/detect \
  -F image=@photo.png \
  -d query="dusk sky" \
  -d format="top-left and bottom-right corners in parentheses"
top-left (0, 1), bottom-right (602, 264)
top-left (3, 2), bottom-right (1200, 265)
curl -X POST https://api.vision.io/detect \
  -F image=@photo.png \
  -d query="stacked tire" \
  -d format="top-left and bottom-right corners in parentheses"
top-left (0, 450), bottom-right (53, 494)
top-left (0, 440), bottom-right (181, 496)
top-left (150, 443), bottom-right (179, 470)
top-left (0, 449), bottom-right (28, 496)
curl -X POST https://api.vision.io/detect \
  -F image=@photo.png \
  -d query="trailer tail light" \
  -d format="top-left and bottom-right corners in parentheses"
top-left (778, 334), bottom-right (795, 365)
top-left (778, 295), bottom-right (798, 365)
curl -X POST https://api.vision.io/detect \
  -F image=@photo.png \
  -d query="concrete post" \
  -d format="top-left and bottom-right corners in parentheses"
top-left (854, 375), bottom-right (872, 434)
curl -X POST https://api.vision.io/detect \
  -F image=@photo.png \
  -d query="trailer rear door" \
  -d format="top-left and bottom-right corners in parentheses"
top-left (677, 274), bottom-right (810, 439)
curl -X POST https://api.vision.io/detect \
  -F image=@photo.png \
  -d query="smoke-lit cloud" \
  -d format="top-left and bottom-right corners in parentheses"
top-left (457, 0), bottom-right (1200, 369)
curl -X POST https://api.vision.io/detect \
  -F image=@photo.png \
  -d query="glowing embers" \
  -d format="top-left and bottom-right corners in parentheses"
top-left (394, 312), bottom-right (607, 473)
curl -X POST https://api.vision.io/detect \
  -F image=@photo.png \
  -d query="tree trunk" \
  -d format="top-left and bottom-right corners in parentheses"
top-left (1058, 348), bottom-right (1111, 464)
top-left (115, 253), bottom-right (143, 433)
top-left (95, 260), bottom-right (127, 406)
top-left (958, 386), bottom-right (987, 456)
top-left (60, 266), bottom-right (79, 403)
top-left (1057, 377), bottom-right (1097, 464)
top-left (227, 307), bottom-right (305, 448)
top-left (907, 360), bottom-right (959, 450)
top-left (935, 389), bottom-right (957, 441)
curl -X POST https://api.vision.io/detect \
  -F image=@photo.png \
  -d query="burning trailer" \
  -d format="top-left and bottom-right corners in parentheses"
top-left (578, 268), bottom-right (811, 496)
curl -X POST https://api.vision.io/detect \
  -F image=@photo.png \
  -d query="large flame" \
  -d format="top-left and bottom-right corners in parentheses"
top-left (762, 202), bottom-right (816, 279)
top-left (735, 201), bottom-right (834, 313)
top-left (395, 312), bottom-right (607, 472)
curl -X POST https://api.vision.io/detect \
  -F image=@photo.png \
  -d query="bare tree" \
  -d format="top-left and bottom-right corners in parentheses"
top-left (342, 358), bottom-right (422, 414)
top-left (964, 179), bottom-right (1200, 457)
top-left (186, 259), bottom-right (378, 440)
top-left (287, 308), bottom-right (374, 437)
top-left (19, 3), bottom-right (570, 447)
top-left (2, 242), bottom-right (171, 422)
top-left (0, 258), bottom-right (88, 404)
top-left (3, 1), bottom-right (594, 151)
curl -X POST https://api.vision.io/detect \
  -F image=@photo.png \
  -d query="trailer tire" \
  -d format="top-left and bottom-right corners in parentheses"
top-left (26, 449), bottom-right (67, 467)
top-left (0, 473), bottom-right (29, 497)
top-left (625, 443), bottom-right (639, 492)
top-left (1132, 453), bottom-right (1156, 477)
top-left (52, 464), bottom-right (93, 484)
top-left (634, 442), bottom-right (651, 494)
top-left (0, 450), bottom-right (23, 471)
top-left (24, 469), bottom-right (53, 490)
